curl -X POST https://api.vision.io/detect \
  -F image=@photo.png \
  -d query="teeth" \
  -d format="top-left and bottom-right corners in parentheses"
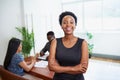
top-left (66, 28), bottom-right (71, 31)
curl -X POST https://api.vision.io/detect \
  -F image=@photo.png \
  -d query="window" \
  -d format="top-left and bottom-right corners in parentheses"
top-left (62, 0), bottom-right (120, 33)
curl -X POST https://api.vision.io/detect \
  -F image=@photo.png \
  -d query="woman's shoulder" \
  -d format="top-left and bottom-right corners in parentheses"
top-left (77, 37), bottom-right (84, 41)
top-left (13, 53), bottom-right (24, 60)
top-left (56, 37), bottom-right (62, 40)
top-left (56, 37), bottom-right (62, 42)
top-left (77, 37), bottom-right (88, 45)
top-left (14, 53), bottom-right (23, 57)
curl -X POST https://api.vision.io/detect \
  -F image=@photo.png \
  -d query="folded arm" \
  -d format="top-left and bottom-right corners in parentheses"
top-left (48, 39), bottom-right (88, 74)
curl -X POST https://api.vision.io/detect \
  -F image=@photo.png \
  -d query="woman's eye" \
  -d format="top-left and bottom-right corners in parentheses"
top-left (62, 21), bottom-right (74, 25)
top-left (63, 22), bottom-right (67, 24)
top-left (70, 22), bottom-right (74, 24)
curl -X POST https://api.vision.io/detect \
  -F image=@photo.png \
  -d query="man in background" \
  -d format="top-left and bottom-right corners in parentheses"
top-left (38, 31), bottom-right (55, 60)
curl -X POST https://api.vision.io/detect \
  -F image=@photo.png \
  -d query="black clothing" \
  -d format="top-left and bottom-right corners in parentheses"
top-left (53, 38), bottom-right (84, 80)
top-left (40, 40), bottom-right (52, 54)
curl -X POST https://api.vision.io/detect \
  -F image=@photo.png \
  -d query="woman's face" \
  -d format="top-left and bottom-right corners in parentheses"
top-left (61, 15), bottom-right (76, 35)
top-left (17, 43), bottom-right (22, 52)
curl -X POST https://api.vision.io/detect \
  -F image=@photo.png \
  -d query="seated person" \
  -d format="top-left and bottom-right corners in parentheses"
top-left (4, 38), bottom-right (36, 76)
top-left (38, 31), bottom-right (55, 60)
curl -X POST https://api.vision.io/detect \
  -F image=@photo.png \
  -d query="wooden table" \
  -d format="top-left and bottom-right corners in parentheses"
top-left (29, 66), bottom-right (54, 80)
top-left (25, 57), bottom-right (54, 80)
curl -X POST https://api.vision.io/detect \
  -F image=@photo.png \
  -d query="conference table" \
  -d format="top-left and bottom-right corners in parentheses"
top-left (25, 57), bottom-right (54, 80)
top-left (29, 66), bottom-right (54, 80)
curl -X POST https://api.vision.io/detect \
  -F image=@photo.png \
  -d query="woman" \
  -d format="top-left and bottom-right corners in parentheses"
top-left (48, 11), bottom-right (89, 80)
top-left (4, 38), bottom-right (36, 76)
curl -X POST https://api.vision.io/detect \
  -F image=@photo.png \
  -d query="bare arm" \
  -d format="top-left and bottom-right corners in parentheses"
top-left (48, 39), bottom-right (88, 74)
top-left (40, 42), bottom-right (49, 56)
top-left (68, 40), bottom-right (89, 74)
top-left (48, 39), bottom-right (72, 73)
top-left (19, 57), bottom-right (36, 72)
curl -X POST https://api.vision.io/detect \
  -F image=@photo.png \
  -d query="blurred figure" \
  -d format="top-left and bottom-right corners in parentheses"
top-left (4, 38), bottom-right (36, 76)
top-left (37, 31), bottom-right (55, 60)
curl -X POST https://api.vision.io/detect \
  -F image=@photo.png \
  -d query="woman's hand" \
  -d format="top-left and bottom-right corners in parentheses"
top-left (72, 63), bottom-right (87, 73)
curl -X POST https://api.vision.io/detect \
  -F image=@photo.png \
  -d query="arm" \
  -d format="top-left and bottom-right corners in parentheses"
top-left (19, 57), bottom-right (36, 72)
top-left (48, 39), bottom-right (72, 73)
top-left (69, 40), bottom-right (89, 74)
top-left (40, 42), bottom-right (49, 56)
top-left (48, 39), bottom-right (88, 74)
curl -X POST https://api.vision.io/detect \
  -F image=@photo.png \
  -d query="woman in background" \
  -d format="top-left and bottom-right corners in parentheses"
top-left (48, 11), bottom-right (89, 80)
top-left (4, 38), bottom-right (36, 76)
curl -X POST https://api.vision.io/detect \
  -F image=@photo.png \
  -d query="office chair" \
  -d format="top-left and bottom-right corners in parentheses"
top-left (0, 65), bottom-right (28, 80)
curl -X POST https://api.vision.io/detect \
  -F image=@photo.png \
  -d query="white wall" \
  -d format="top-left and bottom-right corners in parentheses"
top-left (0, 0), bottom-right (62, 65)
top-left (23, 0), bottom-right (62, 53)
top-left (0, 0), bottom-right (120, 65)
top-left (0, 0), bottom-right (23, 65)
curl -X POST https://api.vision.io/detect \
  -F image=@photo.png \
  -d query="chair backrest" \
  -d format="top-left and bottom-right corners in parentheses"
top-left (0, 65), bottom-right (28, 80)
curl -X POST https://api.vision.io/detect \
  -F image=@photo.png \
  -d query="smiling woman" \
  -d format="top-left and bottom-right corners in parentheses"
top-left (48, 11), bottom-right (89, 80)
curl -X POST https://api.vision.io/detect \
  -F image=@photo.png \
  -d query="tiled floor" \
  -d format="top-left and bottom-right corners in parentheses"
top-left (84, 59), bottom-right (120, 80)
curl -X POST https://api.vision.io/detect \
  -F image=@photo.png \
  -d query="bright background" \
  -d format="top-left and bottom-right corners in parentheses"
top-left (0, 0), bottom-right (120, 65)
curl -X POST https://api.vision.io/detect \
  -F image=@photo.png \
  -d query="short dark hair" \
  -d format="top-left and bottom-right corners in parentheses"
top-left (59, 11), bottom-right (77, 26)
top-left (47, 31), bottom-right (54, 36)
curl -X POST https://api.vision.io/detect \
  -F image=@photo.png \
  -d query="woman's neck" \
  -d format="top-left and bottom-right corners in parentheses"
top-left (16, 50), bottom-right (20, 54)
top-left (63, 34), bottom-right (75, 41)
top-left (63, 35), bottom-right (75, 39)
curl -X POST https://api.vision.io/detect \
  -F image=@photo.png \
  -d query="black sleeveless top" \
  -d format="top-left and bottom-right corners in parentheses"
top-left (53, 38), bottom-right (84, 80)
